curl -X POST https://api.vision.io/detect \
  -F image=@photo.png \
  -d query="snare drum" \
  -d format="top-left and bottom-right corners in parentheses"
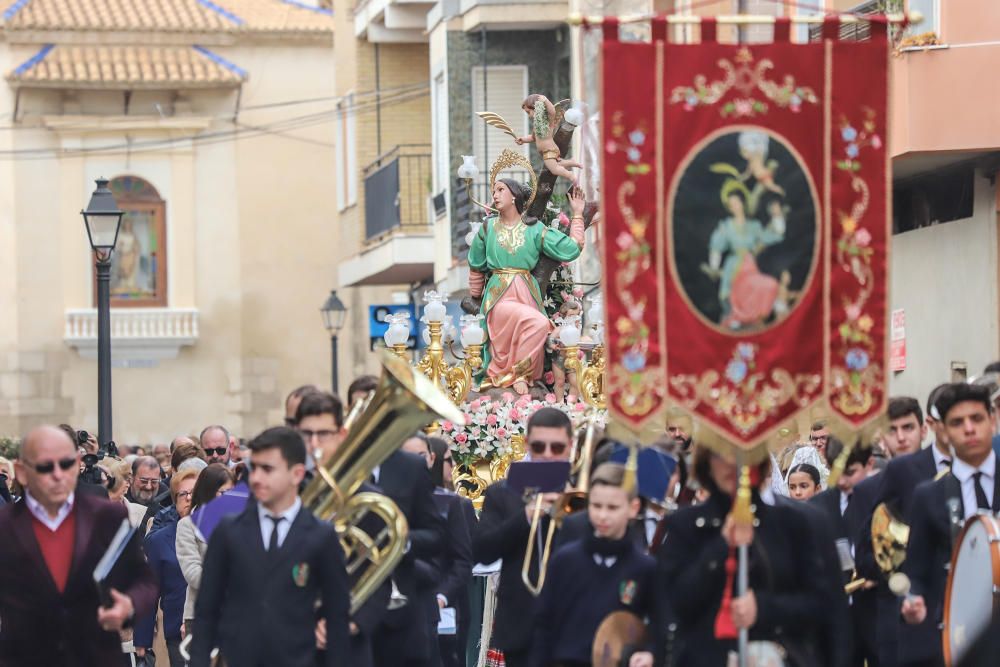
top-left (942, 514), bottom-right (1000, 665)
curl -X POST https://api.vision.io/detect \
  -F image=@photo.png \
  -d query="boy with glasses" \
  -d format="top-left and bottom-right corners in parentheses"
top-left (472, 407), bottom-right (576, 667)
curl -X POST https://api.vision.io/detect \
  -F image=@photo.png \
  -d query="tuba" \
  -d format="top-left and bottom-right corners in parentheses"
top-left (301, 350), bottom-right (465, 614)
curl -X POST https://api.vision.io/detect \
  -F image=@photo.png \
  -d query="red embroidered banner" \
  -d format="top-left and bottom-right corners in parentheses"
top-left (601, 19), bottom-right (889, 449)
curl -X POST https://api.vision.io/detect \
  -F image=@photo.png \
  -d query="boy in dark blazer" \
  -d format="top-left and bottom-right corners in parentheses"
top-left (191, 426), bottom-right (350, 667)
top-left (531, 463), bottom-right (656, 667)
top-left (901, 383), bottom-right (999, 666)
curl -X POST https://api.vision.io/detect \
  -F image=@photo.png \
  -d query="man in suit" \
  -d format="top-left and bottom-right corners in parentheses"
top-left (901, 383), bottom-right (999, 666)
top-left (298, 390), bottom-right (390, 667)
top-left (811, 438), bottom-right (877, 667)
top-left (472, 407), bottom-right (576, 667)
top-left (370, 445), bottom-right (448, 667)
top-left (401, 433), bottom-right (474, 667)
top-left (0, 425), bottom-right (156, 667)
top-left (853, 394), bottom-right (951, 667)
top-left (191, 426), bottom-right (350, 667)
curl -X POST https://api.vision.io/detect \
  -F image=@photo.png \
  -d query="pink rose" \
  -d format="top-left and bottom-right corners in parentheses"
top-left (442, 420), bottom-right (453, 431)
top-left (572, 287), bottom-right (584, 298)
top-left (845, 304), bottom-right (861, 321)
top-left (557, 212), bottom-right (570, 227)
top-left (486, 414), bottom-right (498, 426)
top-left (871, 135), bottom-right (882, 150)
top-left (616, 232), bottom-right (633, 250)
top-left (501, 392), bottom-right (515, 403)
top-left (606, 140), bottom-right (618, 154)
top-left (455, 433), bottom-right (468, 444)
top-left (516, 396), bottom-right (531, 408)
top-left (545, 393), bottom-right (557, 403)
top-left (854, 228), bottom-right (872, 247)
top-left (469, 399), bottom-right (481, 411)
top-left (495, 427), bottom-right (508, 438)
top-left (790, 102), bottom-right (801, 113)
top-left (509, 409), bottom-right (520, 421)
top-left (574, 402), bottom-right (587, 412)
top-left (544, 371), bottom-right (555, 384)
top-left (735, 100), bottom-right (753, 116)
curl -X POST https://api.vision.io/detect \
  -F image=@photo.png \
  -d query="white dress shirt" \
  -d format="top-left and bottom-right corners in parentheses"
top-left (643, 508), bottom-right (662, 546)
top-left (931, 444), bottom-right (952, 472)
top-left (258, 496), bottom-right (302, 550)
top-left (951, 450), bottom-right (996, 520)
top-left (24, 490), bottom-right (75, 532)
top-left (839, 490), bottom-right (850, 516)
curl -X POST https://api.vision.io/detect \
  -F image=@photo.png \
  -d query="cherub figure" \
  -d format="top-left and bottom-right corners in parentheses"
top-left (516, 94), bottom-right (581, 184)
top-left (738, 130), bottom-right (785, 198)
top-left (547, 299), bottom-right (583, 402)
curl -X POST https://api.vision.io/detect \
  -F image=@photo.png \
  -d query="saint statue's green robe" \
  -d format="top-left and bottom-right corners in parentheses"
top-left (469, 215), bottom-right (583, 383)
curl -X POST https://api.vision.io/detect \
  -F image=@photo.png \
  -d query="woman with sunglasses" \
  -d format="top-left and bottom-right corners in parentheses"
top-left (175, 463), bottom-right (236, 642)
top-left (134, 468), bottom-right (201, 666)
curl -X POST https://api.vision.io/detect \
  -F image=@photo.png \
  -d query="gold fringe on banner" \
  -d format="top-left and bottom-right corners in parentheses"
top-left (567, 11), bottom-right (922, 27)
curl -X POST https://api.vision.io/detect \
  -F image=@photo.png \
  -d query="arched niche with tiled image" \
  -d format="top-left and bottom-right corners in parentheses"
top-left (94, 175), bottom-right (168, 309)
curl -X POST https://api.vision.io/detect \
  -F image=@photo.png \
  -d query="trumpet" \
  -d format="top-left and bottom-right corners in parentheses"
top-left (521, 411), bottom-right (598, 596)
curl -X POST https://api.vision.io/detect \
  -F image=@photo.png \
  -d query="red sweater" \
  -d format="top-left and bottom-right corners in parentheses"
top-left (31, 509), bottom-right (77, 593)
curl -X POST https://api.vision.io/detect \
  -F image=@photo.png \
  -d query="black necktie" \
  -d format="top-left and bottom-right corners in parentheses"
top-left (973, 472), bottom-right (991, 511)
top-left (267, 515), bottom-right (283, 552)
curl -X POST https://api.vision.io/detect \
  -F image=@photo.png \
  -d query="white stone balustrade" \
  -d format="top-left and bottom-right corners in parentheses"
top-left (64, 308), bottom-right (199, 365)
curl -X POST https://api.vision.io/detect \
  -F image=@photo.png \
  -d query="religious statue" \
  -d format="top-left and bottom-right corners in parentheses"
top-left (516, 94), bottom-right (581, 184)
top-left (547, 299), bottom-right (583, 402)
top-left (468, 178), bottom-right (587, 395)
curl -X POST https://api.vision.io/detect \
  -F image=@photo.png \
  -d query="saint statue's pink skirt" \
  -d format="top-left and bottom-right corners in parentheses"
top-left (487, 278), bottom-right (551, 383)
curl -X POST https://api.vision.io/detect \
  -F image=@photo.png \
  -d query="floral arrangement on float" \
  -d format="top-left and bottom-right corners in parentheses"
top-left (443, 393), bottom-right (605, 507)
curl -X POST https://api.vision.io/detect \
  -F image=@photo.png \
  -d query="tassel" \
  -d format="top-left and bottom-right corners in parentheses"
top-left (714, 548), bottom-right (738, 640)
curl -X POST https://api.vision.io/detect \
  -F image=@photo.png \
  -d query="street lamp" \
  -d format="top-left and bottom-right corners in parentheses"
top-left (80, 178), bottom-right (124, 452)
top-left (320, 290), bottom-right (348, 395)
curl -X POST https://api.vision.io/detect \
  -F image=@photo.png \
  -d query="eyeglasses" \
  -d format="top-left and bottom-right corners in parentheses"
top-left (176, 490), bottom-right (193, 500)
top-left (137, 477), bottom-right (160, 487)
top-left (299, 429), bottom-right (338, 442)
top-left (529, 441), bottom-right (568, 456)
top-left (22, 457), bottom-right (77, 475)
top-left (205, 447), bottom-right (228, 456)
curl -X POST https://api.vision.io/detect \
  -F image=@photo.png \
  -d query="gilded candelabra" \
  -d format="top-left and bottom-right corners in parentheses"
top-left (559, 295), bottom-right (607, 410)
top-left (414, 291), bottom-right (484, 405)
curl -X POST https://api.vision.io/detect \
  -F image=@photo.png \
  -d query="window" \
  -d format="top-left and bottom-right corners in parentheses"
top-left (808, 1), bottom-right (879, 42)
top-left (905, 0), bottom-right (939, 38)
top-left (432, 71), bottom-right (449, 195)
top-left (103, 176), bottom-right (167, 308)
top-left (335, 94), bottom-right (358, 211)
top-left (471, 65), bottom-right (529, 193)
top-left (892, 163), bottom-right (975, 234)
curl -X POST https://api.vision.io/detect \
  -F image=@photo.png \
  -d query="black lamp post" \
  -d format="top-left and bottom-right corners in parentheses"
top-left (320, 290), bottom-right (348, 395)
top-left (81, 178), bottom-right (124, 452)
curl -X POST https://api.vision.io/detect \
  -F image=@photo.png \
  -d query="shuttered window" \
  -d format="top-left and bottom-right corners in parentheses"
top-left (471, 65), bottom-right (529, 195)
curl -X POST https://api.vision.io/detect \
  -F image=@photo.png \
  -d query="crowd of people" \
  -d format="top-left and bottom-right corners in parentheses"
top-left (1, 363), bottom-right (999, 667)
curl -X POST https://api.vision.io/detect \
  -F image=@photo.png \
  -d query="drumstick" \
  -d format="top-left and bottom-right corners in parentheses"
top-left (888, 572), bottom-right (917, 603)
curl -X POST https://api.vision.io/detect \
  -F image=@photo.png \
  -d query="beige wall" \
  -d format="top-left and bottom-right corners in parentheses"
top-left (0, 38), bottom-right (343, 443)
top-left (332, 0), bottom-right (434, 385)
top-left (888, 171), bottom-right (1000, 400)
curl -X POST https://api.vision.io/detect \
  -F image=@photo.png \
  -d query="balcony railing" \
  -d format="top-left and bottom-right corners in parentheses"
top-left (64, 308), bottom-right (199, 363)
top-left (362, 144), bottom-right (432, 242)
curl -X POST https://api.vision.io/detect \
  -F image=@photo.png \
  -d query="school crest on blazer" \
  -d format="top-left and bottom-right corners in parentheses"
top-left (619, 579), bottom-right (637, 605)
top-left (293, 562), bottom-right (310, 587)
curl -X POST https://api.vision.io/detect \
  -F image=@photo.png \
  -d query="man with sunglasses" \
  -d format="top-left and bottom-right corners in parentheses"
top-left (0, 425), bottom-right (156, 665)
top-left (472, 407), bottom-right (576, 667)
top-left (200, 424), bottom-right (234, 466)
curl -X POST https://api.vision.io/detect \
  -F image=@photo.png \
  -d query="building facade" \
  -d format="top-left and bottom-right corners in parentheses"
top-left (0, 0), bottom-right (337, 442)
